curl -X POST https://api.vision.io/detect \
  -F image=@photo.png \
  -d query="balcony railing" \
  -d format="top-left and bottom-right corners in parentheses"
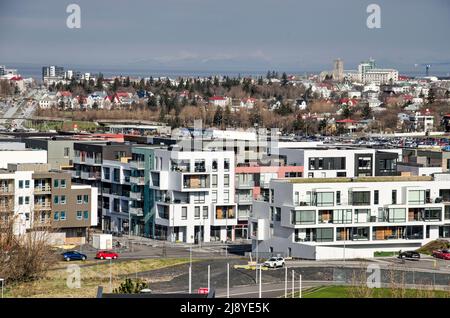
top-left (81, 171), bottom-right (101, 180)
top-left (236, 195), bottom-right (253, 203)
top-left (236, 180), bottom-right (255, 188)
top-left (0, 187), bottom-right (14, 195)
top-left (130, 176), bottom-right (145, 185)
top-left (34, 186), bottom-right (51, 193)
top-left (130, 207), bottom-right (143, 216)
top-left (130, 161), bottom-right (145, 170)
top-left (130, 192), bottom-right (142, 200)
top-left (34, 202), bottom-right (52, 210)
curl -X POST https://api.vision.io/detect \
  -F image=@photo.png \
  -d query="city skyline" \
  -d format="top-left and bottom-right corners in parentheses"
top-left (1, 0), bottom-right (450, 73)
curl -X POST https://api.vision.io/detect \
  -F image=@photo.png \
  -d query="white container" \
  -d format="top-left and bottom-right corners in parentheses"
top-left (93, 234), bottom-right (113, 250)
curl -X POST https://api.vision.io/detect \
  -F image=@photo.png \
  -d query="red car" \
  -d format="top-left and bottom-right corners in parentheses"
top-left (96, 250), bottom-right (119, 260)
top-left (432, 249), bottom-right (450, 260)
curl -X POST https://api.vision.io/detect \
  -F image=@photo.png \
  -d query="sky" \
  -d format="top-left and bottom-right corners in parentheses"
top-left (0, 0), bottom-right (450, 73)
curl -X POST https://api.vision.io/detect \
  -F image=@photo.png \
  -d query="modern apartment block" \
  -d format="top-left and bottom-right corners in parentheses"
top-left (72, 142), bottom-right (132, 226)
top-left (149, 146), bottom-right (237, 243)
top-left (250, 175), bottom-right (450, 260)
top-left (234, 165), bottom-right (304, 238)
top-left (129, 146), bottom-right (156, 237)
top-left (280, 146), bottom-right (402, 178)
top-left (101, 158), bottom-right (131, 235)
top-left (1, 163), bottom-right (97, 243)
top-left (402, 148), bottom-right (450, 172)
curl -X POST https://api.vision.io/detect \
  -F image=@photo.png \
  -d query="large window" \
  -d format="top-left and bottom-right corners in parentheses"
top-left (358, 157), bottom-right (372, 170)
top-left (424, 208), bottom-right (441, 221)
top-left (388, 208), bottom-right (406, 222)
top-left (333, 209), bottom-right (352, 224)
top-left (351, 191), bottom-right (371, 206)
top-left (379, 158), bottom-right (396, 172)
top-left (316, 228), bottom-right (334, 242)
top-left (291, 210), bottom-right (315, 225)
top-left (309, 157), bottom-right (346, 170)
top-left (408, 190), bottom-right (426, 205)
top-left (193, 192), bottom-right (206, 204)
top-left (316, 192), bottom-right (334, 207)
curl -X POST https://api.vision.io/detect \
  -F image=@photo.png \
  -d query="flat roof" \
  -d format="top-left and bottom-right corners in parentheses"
top-left (287, 176), bottom-right (433, 184)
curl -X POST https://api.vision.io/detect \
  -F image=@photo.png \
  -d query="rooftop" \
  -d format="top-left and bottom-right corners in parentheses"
top-left (287, 175), bottom-right (433, 184)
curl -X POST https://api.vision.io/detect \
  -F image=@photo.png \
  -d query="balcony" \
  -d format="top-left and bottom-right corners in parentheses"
top-left (236, 180), bottom-right (255, 189)
top-left (0, 187), bottom-right (14, 195)
top-left (130, 191), bottom-right (142, 200)
top-left (183, 175), bottom-right (210, 190)
top-left (81, 171), bottom-right (101, 180)
top-left (130, 176), bottom-right (145, 185)
top-left (0, 205), bottom-right (12, 212)
top-left (34, 202), bottom-right (52, 211)
top-left (235, 195), bottom-right (253, 204)
top-left (72, 170), bottom-right (81, 178)
top-left (130, 161), bottom-right (145, 170)
top-left (130, 207), bottom-right (143, 216)
top-left (34, 186), bottom-right (51, 194)
top-left (85, 156), bottom-right (102, 166)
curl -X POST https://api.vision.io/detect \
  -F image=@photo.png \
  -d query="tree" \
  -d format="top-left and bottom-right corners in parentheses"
top-left (112, 78), bottom-right (120, 92)
top-left (274, 102), bottom-right (293, 116)
top-left (96, 73), bottom-right (104, 90)
top-left (124, 76), bottom-right (131, 87)
top-left (223, 105), bottom-right (232, 127)
top-left (361, 104), bottom-right (372, 119)
top-left (0, 213), bottom-right (56, 283)
top-left (427, 88), bottom-right (436, 104)
top-left (281, 72), bottom-right (288, 86)
top-left (342, 105), bottom-right (352, 119)
top-left (318, 119), bottom-right (327, 134)
top-left (213, 106), bottom-right (223, 127)
top-left (113, 278), bottom-right (150, 294)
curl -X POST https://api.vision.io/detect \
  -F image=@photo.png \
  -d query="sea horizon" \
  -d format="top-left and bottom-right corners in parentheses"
top-left (4, 62), bottom-right (450, 81)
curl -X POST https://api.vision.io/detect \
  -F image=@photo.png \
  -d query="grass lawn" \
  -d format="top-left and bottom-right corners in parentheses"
top-left (374, 251), bottom-right (399, 257)
top-left (5, 258), bottom-right (191, 298)
top-left (289, 285), bottom-right (450, 298)
top-left (25, 120), bottom-right (98, 132)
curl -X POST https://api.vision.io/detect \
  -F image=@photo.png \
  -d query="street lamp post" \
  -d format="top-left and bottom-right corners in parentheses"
top-left (284, 266), bottom-right (288, 298)
top-left (258, 265), bottom-right (262, 298)
top-left (343, 226), bottom-right (346, 263)
top-left (227, 263), bottom-right (230, 298)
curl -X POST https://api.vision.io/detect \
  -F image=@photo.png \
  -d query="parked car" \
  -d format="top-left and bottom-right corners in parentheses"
top-left (96, 250), bottom-right (119, 260)
top-left (263, 257), bottom-right (285, 268)
top-left (398, 251), bottom-right (420, 260)
top-left (62, 251), bottom-right (87, 261)
top-left (432, 249), bottom-right (450, 260)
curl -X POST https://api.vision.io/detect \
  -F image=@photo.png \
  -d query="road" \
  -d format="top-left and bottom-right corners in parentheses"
top-left (0, 89), bottom-right (38, 129)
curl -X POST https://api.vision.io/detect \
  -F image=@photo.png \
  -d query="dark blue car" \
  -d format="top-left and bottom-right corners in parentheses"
top-left (62, 251), bottom-right (87, 261)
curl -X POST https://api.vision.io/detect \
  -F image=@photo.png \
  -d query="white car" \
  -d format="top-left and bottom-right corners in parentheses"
top-left (263, 257), bottom-right (285, 268)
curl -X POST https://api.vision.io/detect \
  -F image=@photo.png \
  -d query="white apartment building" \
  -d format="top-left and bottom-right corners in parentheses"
top-left (0, 148), bottom-right (47, 169)
top-left (363, 69), bottom-right (399, 85)
top-left (101, 159), bottom-right (132, 234)
top-left (150, 147), bottom-right (237, 243)
top-left (250, 175), bottom-right (450, 260)
top-left (279, 146), bottom-right (402, 178)
top-left (1, 169), bottom-right (34, 235)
